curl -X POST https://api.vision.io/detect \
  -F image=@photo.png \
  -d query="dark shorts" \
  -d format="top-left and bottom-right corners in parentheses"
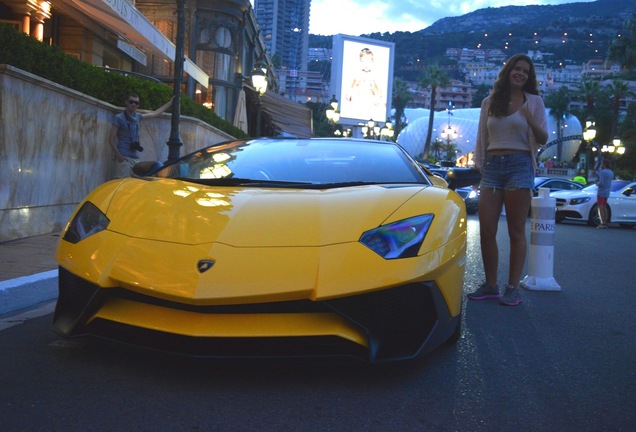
top-left (597, 196), bottom-right (608, 205)
top-left (480, 152), bottom-right (534, 191)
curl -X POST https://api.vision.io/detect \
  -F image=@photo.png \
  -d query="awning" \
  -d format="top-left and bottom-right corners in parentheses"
top-left (245, 84), bottom-right (313, 138)
top-left (233, 89), bottom-right (248, 134)
top-left (58, 0), bottom-right (209, 86)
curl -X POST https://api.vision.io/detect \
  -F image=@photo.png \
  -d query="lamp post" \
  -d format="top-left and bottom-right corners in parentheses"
top-left (251, 62), bottom-right (268, 137)
top-left (380, 122), bottom-right (395, 141)
top-left (166, 0), bottom-right (186, 163)
top-left (440, 105), bottom-right (458, 163)
top-left (582, 117), bottom-right (596, 182)
top-left (325, 95), bottom-right (340, 123)
top-left (601, 136), bottom-right (625, 160)
top-left (325, 95), bottom-right (341, 136)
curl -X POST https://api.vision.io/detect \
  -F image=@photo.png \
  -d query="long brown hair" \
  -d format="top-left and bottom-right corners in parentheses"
top-left (489, 53), bottom-right (539, 118)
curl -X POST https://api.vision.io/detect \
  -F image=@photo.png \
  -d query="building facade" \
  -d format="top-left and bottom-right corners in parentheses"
top-left (254, 0), bottom-right (310, 99)
top-left (0, 0), bottom-right (312, 135)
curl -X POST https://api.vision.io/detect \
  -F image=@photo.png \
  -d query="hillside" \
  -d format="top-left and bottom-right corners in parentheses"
top-left (309, 0), bottom-right (636, 81)
top-left (422, 0), bottom-right (634, 36)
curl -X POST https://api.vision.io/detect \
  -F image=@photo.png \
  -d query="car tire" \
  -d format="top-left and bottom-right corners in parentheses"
top-left (587, 204), bottom-right (611, 227)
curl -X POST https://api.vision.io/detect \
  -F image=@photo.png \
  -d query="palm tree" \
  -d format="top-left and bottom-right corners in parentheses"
top-left (544, 86), bottom-right (571, 161)
top-left (392, 78), bottom-right (412, 138)
top-left (607, 13), bottom-right (636, 77)
top-left (607, 79), bottom-right (632, 138)
top-left (577, 77), bottom-right (601, 119)
top-left (418, 64), bottom-right (450, 161)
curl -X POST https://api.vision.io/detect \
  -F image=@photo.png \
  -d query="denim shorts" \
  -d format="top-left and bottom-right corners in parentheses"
top-left (480, 152), bottom-right (534, 190)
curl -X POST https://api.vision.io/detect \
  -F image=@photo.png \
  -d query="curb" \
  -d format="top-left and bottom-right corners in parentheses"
top-left (0, 270), bottom-right (58, 316)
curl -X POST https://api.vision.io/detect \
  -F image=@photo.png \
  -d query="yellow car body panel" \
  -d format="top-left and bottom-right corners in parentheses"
top-left (56, 178), bottom-right (466, 318)
top-left (101, 178), bottom-right (426, 245)
top-left (90, 298), bottom-right (369, 347)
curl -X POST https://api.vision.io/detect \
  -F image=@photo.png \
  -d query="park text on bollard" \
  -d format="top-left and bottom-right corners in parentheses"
top-left (521, 187), bottom-right (561, 291)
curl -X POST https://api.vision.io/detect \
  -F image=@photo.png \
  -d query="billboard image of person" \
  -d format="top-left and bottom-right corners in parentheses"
top-left (332, 35), bottom-right (394, 125)
top-left (344, 47), bottom-right (384, 109)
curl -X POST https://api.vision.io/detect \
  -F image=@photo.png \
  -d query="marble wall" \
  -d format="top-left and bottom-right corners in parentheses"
top-left (0, 65), bottom-right (235, 243)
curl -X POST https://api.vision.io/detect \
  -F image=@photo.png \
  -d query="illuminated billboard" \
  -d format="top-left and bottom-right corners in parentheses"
top-left (331, 34), bottom-right (394, 125)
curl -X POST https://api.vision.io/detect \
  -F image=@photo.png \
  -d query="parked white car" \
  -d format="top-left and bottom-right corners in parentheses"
top-left (552, 180), bottom-right (636, 228)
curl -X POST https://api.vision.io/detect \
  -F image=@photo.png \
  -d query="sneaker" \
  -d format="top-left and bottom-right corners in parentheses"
top-left (500, 285), bottom-right (523, 306)
top-left (597, 224), bottom-right (608, 229)
top-left (467, 283), bottom-right (501, 300)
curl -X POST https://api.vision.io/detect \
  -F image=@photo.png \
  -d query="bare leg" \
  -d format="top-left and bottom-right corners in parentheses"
top-left (503, 188), bottom-right (532, 287)
top-left (478, 187), bottom-right (505, 287)
top-left (598, 204), bottom-right (608, 226)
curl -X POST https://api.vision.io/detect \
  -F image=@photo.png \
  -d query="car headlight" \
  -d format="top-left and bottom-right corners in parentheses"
top-left (468, 190), bottom-right (478, 199)
top-left (569, 197), bottom-right (590, 205)
top-left (359, 214), bottom-right (434, 259)
top-left (63, 202), bottom-right (110, 244)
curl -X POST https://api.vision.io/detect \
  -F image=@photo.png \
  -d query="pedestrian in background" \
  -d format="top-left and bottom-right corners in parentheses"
top-left (109, 93), bottom-right (173, 178)
top-left (572, 170), bottom-right (587, 185)
top-left (468, 53), bottom-right (549, 306)
top-left (595, 159), bottom-right (614, 229)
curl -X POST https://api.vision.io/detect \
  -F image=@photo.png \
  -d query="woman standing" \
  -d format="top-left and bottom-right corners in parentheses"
top-left (468, 53), bottom-right (549, 306)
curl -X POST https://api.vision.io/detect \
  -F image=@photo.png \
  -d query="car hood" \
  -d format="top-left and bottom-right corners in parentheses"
top-left (551, 187), bottom-right (595, 199)
top-left (103, 178), bottom-right (431, 247)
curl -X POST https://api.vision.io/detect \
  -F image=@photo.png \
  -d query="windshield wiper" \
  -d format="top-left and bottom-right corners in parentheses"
top-left (318, 181), bottom-right (424, 188)
top-left (173, 177), bottom-right (314, 187)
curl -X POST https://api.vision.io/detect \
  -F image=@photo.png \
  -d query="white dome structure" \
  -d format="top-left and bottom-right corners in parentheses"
top-left (397, 107), bottom-right (583, 164)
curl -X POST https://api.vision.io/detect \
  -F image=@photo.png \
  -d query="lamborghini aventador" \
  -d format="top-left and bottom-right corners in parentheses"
top-left (54, 138), bottom-right (473, 363)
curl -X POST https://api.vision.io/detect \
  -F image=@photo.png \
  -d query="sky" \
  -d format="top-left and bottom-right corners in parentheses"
top-left (307, 0), bottom-right (596, 36)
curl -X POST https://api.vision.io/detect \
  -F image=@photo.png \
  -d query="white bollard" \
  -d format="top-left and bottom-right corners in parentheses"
top-left (521, 187), bottom-right (561, 291)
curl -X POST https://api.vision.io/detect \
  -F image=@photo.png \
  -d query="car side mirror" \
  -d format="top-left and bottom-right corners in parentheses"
top-left (445, 167), bottom-right (481, 190)
top-left (133, 161), bottom-right (163, 177)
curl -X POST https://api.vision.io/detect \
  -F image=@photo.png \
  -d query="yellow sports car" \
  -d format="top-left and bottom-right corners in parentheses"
top-left (54, 138), bottom-right (473, 363)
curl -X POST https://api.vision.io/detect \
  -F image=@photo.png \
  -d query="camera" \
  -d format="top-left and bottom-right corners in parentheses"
top-left (130, 141), bottom-right (144, 152)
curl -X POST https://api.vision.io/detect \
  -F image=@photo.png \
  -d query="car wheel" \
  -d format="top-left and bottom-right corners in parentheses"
top-left (588, 205), bottom-right (600, 226)
top-left (587, 204), bottom-right (611, 227)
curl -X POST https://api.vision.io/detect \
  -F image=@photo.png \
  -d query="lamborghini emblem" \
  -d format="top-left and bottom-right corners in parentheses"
top-left (197, 260), bottom-right (215, 273)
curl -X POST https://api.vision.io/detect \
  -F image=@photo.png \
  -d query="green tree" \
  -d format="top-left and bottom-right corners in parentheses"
top-left (577, 77), bottom-right (602, 119)
top-left (616, 102), bottom-right (636, 180)
top-left (607, 79), bottom-right (632, 138)
top-left (544, 86), bottom-right (571, 161)
top-left (391, 78), bottom-right (412, 137)
top-left (418, 64), bottom-right (450, 160)
top-left (607, 13), bottom-right (636, 77)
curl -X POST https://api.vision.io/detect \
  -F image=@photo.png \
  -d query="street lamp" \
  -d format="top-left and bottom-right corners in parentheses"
top-left (602, 136), bottom-right (625, 157)
top-left (440, 105), bottom-right (458, 162)
top-left (582, 117), bottom-right (597, 181)
top-left (166, 0), bottom-right (186, 163)
top-left (380, 122), bottom-right (395, 141)
top-left (361, 119), bottom-right (380, 139)
top-left (325, 95), bottom-right (340, 124)
top-left (251, 62), bottom-right (268, 137)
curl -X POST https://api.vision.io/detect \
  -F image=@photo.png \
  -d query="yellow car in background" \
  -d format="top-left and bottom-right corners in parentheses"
top-left (54, 138), bottom-right (472, 363)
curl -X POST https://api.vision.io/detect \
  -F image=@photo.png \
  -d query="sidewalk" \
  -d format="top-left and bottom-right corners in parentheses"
top-left (0, 232), bottom-right (60, 282)
top-left (0, 233), bottom-right (60, 315)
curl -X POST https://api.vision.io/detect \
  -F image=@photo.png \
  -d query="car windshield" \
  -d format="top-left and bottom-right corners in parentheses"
top-left (153, 138), bottom-right (427, 187)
